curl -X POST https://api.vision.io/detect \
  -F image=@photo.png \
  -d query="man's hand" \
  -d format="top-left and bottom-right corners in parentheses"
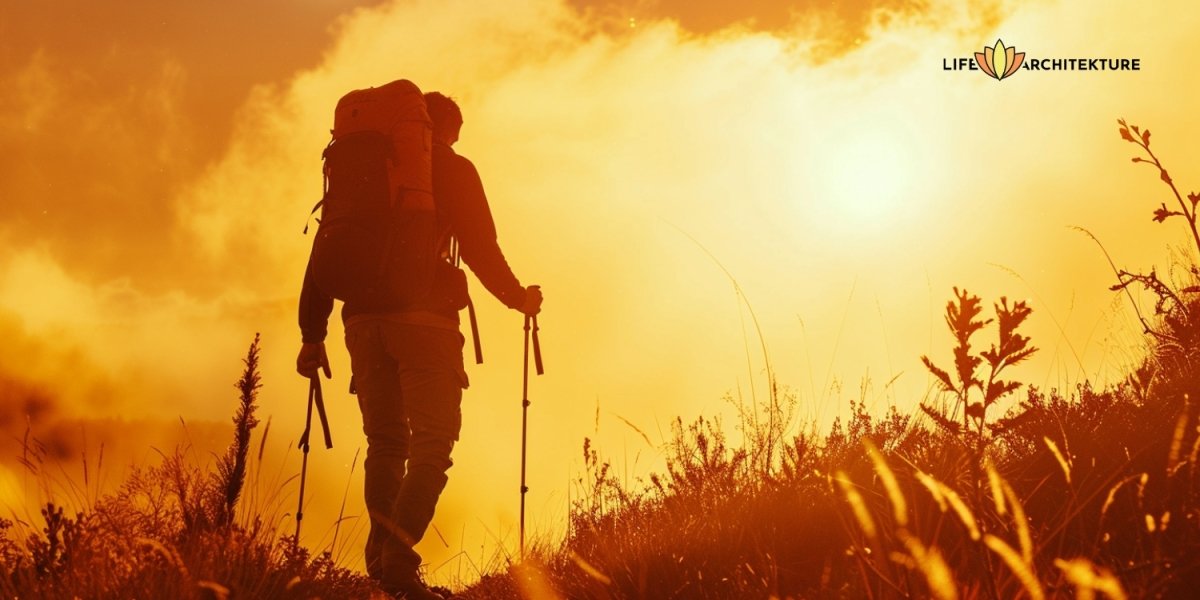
top-left (296, 342), bottom-right (332, 379)
top-left (520, 285), bottom-right (543, 316)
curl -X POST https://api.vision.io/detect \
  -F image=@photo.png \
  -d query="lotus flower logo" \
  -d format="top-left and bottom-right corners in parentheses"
top-left (975, 39), bottom-right (1025, 80)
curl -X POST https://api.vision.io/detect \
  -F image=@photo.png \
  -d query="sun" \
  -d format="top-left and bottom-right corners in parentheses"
top-left (817, 125), bottom-right (920, 225)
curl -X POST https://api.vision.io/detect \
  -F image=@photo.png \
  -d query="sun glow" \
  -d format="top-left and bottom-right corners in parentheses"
top-left (812, 119), bottom-right (924, 227)
top-left (5, 0), bottom-right (1198, 593)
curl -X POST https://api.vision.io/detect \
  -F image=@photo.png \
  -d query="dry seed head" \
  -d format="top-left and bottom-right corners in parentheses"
top-left (198, 581), bottom-right (230, 600)
top-left (984, 534), bottom-right (1045, 600)
top-left (1188, 428), bottom-right (1200, 468)
top-left (834, 470), bottom-right (878, 540)
top-left (1054, 557), bottom-right (1129, 600)
top-left (569, 550), bottom-right (613, 585)
top-left (1144, 514), bottom-right (1156, 533)
top-left (865, 440), bottom-right (908, 527)
top-left (1044, 436), bottom-right (1072, 485)
top-left (889, 551), bottom-right (916, 569)
top-left (899, 531), bottom-right (959, 600)
top-left (917, 471), bottom-right (979, 540)
top-left (1168, 409), bottom-right (1189, 469)
top-left (514, 559), bottom-right (567, 600)
top-left (137, 537), bottom-right (191, 581)
top-left (1000, 479), bottom-right (1033, 565)
top-left (1169, 458), bottom-right (1190, 477)
top-left (915, 471), bottom-right (949, 512)
top-left (1101, 473), bottom-right (1144, 520)
top-left (940, 481), bottom-right (980, 541)
top-left (985, 455), bottom-right (1007, 517)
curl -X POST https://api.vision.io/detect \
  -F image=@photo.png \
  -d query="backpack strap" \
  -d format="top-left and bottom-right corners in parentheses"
top-left (467, 297), bottom-right (483, 365)
top-left (448, 234), bottom-right (484, 365)
top-left (302, 198), bottom-right (323, 234)
top-left (303, 138), bottom-right (336, 234)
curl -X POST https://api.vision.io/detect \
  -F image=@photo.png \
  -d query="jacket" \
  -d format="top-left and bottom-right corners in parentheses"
top-left (299, 141), bottom-right (526, 343)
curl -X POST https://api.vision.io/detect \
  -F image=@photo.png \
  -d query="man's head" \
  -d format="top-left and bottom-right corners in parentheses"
top-left (424, 92), bottom-right (463, 146)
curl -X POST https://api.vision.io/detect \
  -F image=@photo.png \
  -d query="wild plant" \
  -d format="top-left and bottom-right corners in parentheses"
top-left (1, 335), bottom-right (376, 599)
top-left (210, 332), bottom-right (262, 529)
top-left (1111, 120), bottom-right (1200, 386)
top-left (826, 121), bottom-right (1200, 600)
top-left (919, 288), bottom-right (1038, 450)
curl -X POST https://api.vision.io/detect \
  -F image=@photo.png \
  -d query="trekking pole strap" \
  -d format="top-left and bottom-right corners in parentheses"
top-left (531, 315), bottom-right (544, 376)
top-left (299, 379), bottom-right (316, 450)
top-left (311, 376), bottom-right (334, 449)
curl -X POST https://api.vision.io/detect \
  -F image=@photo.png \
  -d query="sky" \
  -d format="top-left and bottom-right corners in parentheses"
top-left (3, 0), bottom-right (1199, 585)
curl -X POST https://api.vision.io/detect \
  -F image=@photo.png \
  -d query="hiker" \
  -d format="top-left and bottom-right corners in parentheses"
top-left (296, 90), bottom-right (543, 599)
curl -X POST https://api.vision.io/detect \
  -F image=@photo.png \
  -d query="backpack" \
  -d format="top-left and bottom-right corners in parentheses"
top-left (307, 79), bottom-right (441, 307)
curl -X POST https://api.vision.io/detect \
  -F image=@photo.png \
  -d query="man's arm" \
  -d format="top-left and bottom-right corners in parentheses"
top-left (297, 255), bottom-right (334, 378)
top-left (446, 154), bottom-right (530, 311)
top-left (299, 256), bottom-right (334, 342)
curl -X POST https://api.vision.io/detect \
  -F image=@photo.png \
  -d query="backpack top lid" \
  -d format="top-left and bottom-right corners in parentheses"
top-left (330, 79), bottom-right (434, 205)
top-left (333, 79), bottom-right (431, 139)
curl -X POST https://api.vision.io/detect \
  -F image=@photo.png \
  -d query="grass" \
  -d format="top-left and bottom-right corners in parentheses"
top-left (445, 120), bottom-right (1200, 599)
top-left (0, 335), bottom-right (380, 599)
top-left (3, 119), bottom-right (1199, 598)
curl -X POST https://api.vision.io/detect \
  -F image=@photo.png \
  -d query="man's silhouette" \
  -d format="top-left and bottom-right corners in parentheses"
top-left (297, 91), bottom-right (542, 599)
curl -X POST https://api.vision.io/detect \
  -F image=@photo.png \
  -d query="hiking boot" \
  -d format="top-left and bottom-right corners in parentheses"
top-left (393, 590), bottom-right (444, 600)
top-left (391, 586), bottom-right (445, 600)
top-left (385, 574), bottom-right (446, 600)
top-left (429, 584), bottom-right (459, 599)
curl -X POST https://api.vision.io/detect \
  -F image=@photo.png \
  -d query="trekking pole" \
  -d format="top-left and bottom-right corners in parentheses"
top-left (296, 376), bottom-right (334, 540)
top-left (520, 312), bottom-right (544, 561)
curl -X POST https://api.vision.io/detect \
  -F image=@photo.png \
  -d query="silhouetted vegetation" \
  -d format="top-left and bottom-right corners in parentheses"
top-left (449, 120), bottom-right (1200, 599)
top-left (3, 121), bottom-right (1199, 598)
top-left (0, 335), bottom-right (377, 599)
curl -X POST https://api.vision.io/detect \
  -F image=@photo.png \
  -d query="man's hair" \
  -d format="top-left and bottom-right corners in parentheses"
top-left (424, 92), bottom-right (463, 134)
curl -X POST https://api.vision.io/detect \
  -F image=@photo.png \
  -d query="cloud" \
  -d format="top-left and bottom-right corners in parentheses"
top-left (3, 0), bottom-right (1198, 582)
top-left (0, 50), bottom-right (61, 133)
top-left (0, 245), bottom-right (294, 423)
top-left (0, 0), bottom-right (393, 290)
top-left (0, 52), bottom-right (199, 290)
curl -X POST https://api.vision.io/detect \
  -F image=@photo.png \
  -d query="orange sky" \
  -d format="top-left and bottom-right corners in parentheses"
top-left (3, 0), bottom-right (1199, 585)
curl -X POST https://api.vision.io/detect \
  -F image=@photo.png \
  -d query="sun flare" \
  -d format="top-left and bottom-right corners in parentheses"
top-left (814, 122), bottom-right (922, 226)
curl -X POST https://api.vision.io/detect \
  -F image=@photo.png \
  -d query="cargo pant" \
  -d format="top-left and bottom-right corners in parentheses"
top-left (344, 317), bottom-right (468, 588)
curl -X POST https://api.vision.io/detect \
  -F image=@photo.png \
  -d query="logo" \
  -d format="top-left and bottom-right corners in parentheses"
top-left (943, 40), bottom-right (1141, 80)
top-left (975, 40), bottom-right (1025, 81)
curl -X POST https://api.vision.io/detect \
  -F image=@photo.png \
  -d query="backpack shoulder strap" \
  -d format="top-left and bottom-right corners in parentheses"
top-left (446, 233), bottom-right (483, 364)
top-left (302, 137), bottom-right (336, 234)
